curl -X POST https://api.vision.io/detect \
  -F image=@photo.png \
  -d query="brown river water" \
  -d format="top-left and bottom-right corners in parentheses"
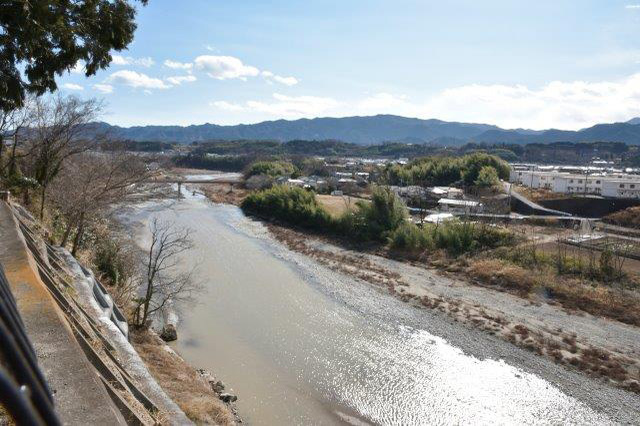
top-left (118, 182), bottom-right (616, 425)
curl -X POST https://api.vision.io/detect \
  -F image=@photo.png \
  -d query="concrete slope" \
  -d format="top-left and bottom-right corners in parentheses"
top-left (0, 202), bottom-right (126, 425)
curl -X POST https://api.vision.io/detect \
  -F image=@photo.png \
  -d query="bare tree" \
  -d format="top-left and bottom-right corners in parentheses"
top-left (50, 151), bottom-right (150, 254)
top-left (132, 218), bottom-right (199, 328)
top-left (0, 99), bottom-right (32, 177)
top-left (22, 95), bottom-right (103, 219)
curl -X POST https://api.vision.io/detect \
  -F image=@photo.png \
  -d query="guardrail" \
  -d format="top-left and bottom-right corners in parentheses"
top-left (0, 263), bottom-right (61, 425)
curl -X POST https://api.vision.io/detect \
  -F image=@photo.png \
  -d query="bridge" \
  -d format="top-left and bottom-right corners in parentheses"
top-left (144, 178), bottom-right (242, 185)
top-left (143, 177), bottom-right (244, 195)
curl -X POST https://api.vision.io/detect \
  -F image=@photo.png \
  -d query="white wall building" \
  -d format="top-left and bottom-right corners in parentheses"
top-left (437, 198), bottom-right (483, 214)
top-left (602, 180), bottom-right (640, 198)
top-left (510, 166), bottom-right (640, 199)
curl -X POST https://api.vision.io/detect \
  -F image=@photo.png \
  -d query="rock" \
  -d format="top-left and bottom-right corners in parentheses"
top-left (219, 392), bottom-right (237, 403)
top-left (160, 324), bottom-right (177, 341)
top-left (213, 380), bottom-right (225, 393)
top-left (623, 379), bottom-right (640, 392)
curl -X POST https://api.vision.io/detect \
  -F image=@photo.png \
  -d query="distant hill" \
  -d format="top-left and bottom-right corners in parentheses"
top-left (473, 122), bottom-right (640, 145)
top-left (93, 115), bottom-right (499, 145)
top-left (92, 115), bottom-right (640, 146)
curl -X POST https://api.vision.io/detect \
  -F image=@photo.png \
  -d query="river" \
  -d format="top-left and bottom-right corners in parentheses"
top-left (118, 183), bottom-right (615, 425)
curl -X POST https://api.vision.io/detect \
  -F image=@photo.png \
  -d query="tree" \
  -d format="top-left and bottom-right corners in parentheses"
top-left (475, 165), bottom-right (500, 188)
top-left (244, 160), bottom-right (297, 179)
top-left (356, 185), bottom-right (408, 241)
top-left (132, 218), bottom-right (199, 328)
top-left (461, 152), bottom-right (510, 186)
top-left (0, 0), bottom-right (147, 111)
top-left (1, 98), bottom-right (34, 177)
top-left (22, 95), bottom-right (103, 219)
top-left (49, 151), bottom-right (150, 254)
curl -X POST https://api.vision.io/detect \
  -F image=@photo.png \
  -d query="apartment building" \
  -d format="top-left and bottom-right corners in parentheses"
top-left (602, 180), bottom-right (640, 198)
top-left (510, 167), bottom-right (640, 199)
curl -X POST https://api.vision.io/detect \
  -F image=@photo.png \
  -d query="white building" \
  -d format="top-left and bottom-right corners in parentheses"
top-left (602, 180), bottom-right (640, 198)
top-left (438, 198), bottom-right (483, 214)
top-left (510, 166), bottom-right (640, 199)
top-left (430, 186), bottom-right (463, 199)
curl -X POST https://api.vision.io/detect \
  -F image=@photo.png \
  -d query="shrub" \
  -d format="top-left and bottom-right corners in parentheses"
top-left (389, 222), bottom-right (434, 253)
top-left (241, 185), bottom-right (331, 230)
top-left (389, 220), bottom-right (516, 256)
top-left (474, 165), bottom-right (500, 188)
top-left (92, 235), bottom-right (138, 308)
top-left (244, 160), bottom-right (297, 179)
top-left (341, 186), bottom-right (408, 241)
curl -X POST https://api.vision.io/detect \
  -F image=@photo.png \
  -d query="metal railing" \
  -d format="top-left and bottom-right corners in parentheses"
top-left (0, 264), bottom-right (61, 425)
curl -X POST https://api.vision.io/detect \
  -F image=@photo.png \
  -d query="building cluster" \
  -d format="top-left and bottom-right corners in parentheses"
top-left (281, 171), bottom-right (372, 193)
top-left (510, 164), bottom-right (640, 199)
top-left (390, 185), bottom-right (486, 216)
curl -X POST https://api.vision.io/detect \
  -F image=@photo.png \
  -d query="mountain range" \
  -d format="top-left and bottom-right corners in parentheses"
top-left (92, 115), bottom-right (640, 146)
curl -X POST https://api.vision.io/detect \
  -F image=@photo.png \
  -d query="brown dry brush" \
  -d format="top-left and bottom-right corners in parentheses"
top-left (130, 329), bottom-right (235, 425)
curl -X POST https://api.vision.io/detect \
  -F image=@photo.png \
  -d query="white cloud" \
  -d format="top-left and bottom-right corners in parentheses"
top-left (194, 55), bottom-right (260, 80)
top-left (351, 74), bottom-right (640, 130)
top-left (61, 83), bottom-right (84, 91)
top-left (165, 75), bottom-right (197, 85)
top-left (625, 4), bottom-right (640, 9)
top-left (112, 54), bottom-right (155, 67)
top-left (210, 73), bottom-right (640, 129)
top-left (93, 84), bottom-right (113, 94)
top-left (211, 101), bottom-right (245, 112)
top-left (358, 93), bottom-right (409, 111)
top-left (212, 93), bottom-right (340, 117)
top-left (272, 75), bottom-right (299, 86)
top-left (261, 70), bottom-right (299, 86)
top-left (107, 70), bottom-right (170, 90)
top-left (164, 60), bottom-right (193, 70)
top-left (417, 75), bottom-right (640, 129)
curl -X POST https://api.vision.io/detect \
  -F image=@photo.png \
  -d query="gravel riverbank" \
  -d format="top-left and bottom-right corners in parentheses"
top-left (263, 223), bottom-right (640, 424)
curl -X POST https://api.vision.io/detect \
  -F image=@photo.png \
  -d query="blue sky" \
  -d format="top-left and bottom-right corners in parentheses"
top-left (57, 0), bottom-right (640, 130)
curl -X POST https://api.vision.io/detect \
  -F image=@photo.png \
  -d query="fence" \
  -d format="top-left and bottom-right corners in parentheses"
top-left (0, 263), bottom-right (61, 425)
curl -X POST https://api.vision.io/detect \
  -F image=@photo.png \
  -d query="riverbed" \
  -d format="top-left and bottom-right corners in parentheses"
top-left (117, 184), bottom-right (626, 425)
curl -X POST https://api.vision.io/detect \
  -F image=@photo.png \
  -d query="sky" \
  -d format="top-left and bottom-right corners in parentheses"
top-left (56, 0), bottom-right (640, 130)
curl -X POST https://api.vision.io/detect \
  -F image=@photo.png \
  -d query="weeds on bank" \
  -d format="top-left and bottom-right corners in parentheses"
top-left (130, 329), bottom-right (235, 425)
top-left (469, 243), bottom-right (640, 326)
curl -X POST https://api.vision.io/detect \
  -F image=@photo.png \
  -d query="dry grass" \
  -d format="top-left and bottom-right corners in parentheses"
top-left (200, 184), bottom-right (247, 206)
top-left (604, 206), bottom-right (640, 229)
top-left (467, 259), bottom-right (539, 295)
top-left (546, 279), bottom-right (640, 326)
top-left (316, 194), bottom-right (367, 218)
top-left (514, 185), bottom-right (562, 202)
top-left (130, 329), bottom-right (235, 425)
top-left (467, 257), bottom-right (640, 326)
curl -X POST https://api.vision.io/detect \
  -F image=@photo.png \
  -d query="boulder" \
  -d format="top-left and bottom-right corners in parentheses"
top-left (160, 324), bottom-right (177, 341)
top-left (213, 380), bottom-right (225, 393)
top-left (219, 393), bottom-right (237, 403)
